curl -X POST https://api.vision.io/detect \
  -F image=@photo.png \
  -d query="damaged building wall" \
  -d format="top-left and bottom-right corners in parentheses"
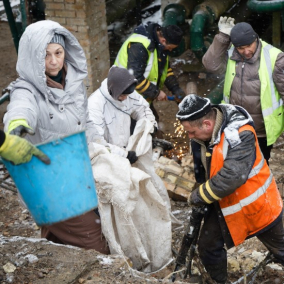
top-left (44, 0), bottom-right (110, 95)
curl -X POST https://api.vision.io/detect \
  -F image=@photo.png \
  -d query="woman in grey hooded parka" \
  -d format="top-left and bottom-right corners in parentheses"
top-left (4, 20), bottom-right (99, 143)
top-left (3, 20), bottom-right (109, 254)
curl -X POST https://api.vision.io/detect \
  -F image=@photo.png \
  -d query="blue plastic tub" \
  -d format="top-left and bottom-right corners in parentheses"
top-left (3, 131), bottom-right (98, 226)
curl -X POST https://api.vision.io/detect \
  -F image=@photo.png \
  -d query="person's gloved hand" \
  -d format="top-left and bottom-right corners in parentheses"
top-left (174, 88), bottom-right (186, 103)
top-left (188, 187), bottom-right (206, 207)
top-left (218, 16), bottom-right (235, 36)
top-left (0, 134), bottom-right (50, 165)
top-left (8, 119), bottom-right (35, 137)
top-left (127, 151), bottom-right (138, 164)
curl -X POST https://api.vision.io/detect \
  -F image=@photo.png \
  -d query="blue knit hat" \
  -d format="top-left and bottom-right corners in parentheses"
top-left (50, 34), bottom-right (65, 49)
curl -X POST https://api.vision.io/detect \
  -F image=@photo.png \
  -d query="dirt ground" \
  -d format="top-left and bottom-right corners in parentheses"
top-left (1, 20), bottom-right (284, 284)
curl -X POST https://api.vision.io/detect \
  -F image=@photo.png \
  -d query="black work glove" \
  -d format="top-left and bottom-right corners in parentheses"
top-left (173, 88), bottom-right (186, 103)
top-left (188, 188), bottom-right (206, 207)
top-left (127, 151), bottom-right (138, 164)
top-left (151, 126), bottom-right (164, 139)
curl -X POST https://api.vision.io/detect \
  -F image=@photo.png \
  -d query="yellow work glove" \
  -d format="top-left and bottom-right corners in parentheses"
top-left (0, 134), bottom-right (50, 165)
top-left (8, 119), bottom-right (35, 137)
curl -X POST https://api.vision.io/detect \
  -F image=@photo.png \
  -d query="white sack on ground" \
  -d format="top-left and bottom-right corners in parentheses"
top-left (126, 118), bottom-right (182, 226)
top-left (89, 143), bottom-right (173, 273)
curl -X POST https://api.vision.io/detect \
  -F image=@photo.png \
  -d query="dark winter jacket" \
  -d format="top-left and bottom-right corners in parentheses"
top-left (125, 23), bottom-right (182, 100)
top-left (191, 104), bottom-right (282, 247)
top-left (202, 32), bottom-right (284, 137)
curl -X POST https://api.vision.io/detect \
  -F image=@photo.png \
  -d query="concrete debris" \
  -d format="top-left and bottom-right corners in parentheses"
top-left (3, 262), bottom-right (16, 273)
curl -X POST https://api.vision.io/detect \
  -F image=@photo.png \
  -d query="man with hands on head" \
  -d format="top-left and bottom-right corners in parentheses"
top-left (176, 94), bottom-right (284, 284)
top-left (202, 16), bottom-right (284, 164)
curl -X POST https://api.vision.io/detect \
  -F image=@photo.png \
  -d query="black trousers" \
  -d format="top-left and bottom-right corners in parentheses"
top-left (198, 206), bottom-right (284, 283)
top-left (258, 137), bottom-right (273, 165)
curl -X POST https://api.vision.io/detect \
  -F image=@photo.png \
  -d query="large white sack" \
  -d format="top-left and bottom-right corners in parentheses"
top-left (89, 142), bottom-right (173, 273)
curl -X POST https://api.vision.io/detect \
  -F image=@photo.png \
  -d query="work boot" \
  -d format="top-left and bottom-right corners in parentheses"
top-left (204, 262), bottom-right (228, 284)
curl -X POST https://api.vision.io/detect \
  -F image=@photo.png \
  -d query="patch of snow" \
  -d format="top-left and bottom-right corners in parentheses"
top-left (0, 0), bottom-right (20, 21)
top-left (25, 254), bottom-right (39, 263)
top-left (142, 0), bottom-right (162, 26)
top-left (172, 209), bottom-right (182, 215)
top-left (267, 263), bottom-right (283, 271)
top-left (97, 256), bottom-right (114, 265)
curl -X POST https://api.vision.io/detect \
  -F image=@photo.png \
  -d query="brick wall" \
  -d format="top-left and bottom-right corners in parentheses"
top-left (44, 0), bottom-right (110, 95)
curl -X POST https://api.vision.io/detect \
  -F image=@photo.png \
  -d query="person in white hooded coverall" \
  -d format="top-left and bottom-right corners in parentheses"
top-left (3, 20), bottom-right (109, 254)
top-left (88, 66), bottom-right (157, 163)
top-left (88, 66), bottom-right (177, 272)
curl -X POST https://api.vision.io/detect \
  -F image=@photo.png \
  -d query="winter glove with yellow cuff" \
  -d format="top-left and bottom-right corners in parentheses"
top-left (0, 132), bottom-right (50, 165)
top-left (8, 119), bottom-right (35, 137)
top-left (189, 180), bottom-right (221, 206)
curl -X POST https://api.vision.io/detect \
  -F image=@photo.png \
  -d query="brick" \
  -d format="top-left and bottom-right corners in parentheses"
top-left (66, 18), bottom-right (86, 26)
top-left (54, 0), bottom-right (64, 2)
top-left (79, 39), bottom-right (90, 48)
top-left (176, 177), bottom-right (195, 191)
top-left (46, 3), bottom-right (64, 9)
top-left (78, 25), bottom-right (89, 33)
top-left (166, 174), bottom-right (177, 184)
top-left (76, 10), bottom-right (87, 18)
top-left (182, 171), bottom-right (195, 180)
top-left (44, 10), bottom-right (55, 17)
top-left (163, 181), bottom-right (176, 192)
top-left (66, 3), bottom-right (85, 10)
top-left (156, 169), bottom-right (165, 178)
top-left (55, 10), bottom-right (76, 17)
top-left (165, 164), bottom-right (183, 176)
top-left (66, 0), bottom-right (75, 2)
top-left (158, 156), bottom-right (171, 165)
top-left (172, 186), bottom-right (189, 202)
top-left (175, 186), bottom-right (191, 201)
top-left (46, 16), bottom-right (66, 24)
top-left (72, 31), bottom-right (88, 40)
top-left (64, 25), bottom-right (78, 32)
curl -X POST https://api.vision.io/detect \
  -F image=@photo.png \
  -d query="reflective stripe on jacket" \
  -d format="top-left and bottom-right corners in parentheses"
top-left (223, 40), bottom-right (284, 145)
top-left (210, 124), bottom-right (283, 246)
top-left (114, 33), bottom-right (168, 90)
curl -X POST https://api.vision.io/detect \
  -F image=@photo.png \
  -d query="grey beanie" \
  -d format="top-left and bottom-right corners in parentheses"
top-left (50, 33), bottom-right (65, 49)
top-left (107, 66), bottom-right (137, 100)
top-left (176, 94), bottom-right (211, 121)
top-left (230, 22), bottom-right (258, 47)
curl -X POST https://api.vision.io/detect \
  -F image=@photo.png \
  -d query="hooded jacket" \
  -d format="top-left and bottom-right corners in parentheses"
top-left (191, 104), bottom-right (282, 247)
top-left (202, 32), bottom-right (284, 138)
top-left (88, 78), bottom-right (157, 157)
top-left (4, 20), bottom-right (99, 144)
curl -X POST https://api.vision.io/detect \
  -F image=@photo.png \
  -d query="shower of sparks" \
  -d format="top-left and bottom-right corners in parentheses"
top-left (164, 119), bottom-right (189, 162)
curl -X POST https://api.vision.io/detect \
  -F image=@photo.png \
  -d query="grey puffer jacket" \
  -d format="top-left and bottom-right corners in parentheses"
top-left (4, 20), bottom-right (99, 144)
top-left (202, 32), bottom-right (284, 137)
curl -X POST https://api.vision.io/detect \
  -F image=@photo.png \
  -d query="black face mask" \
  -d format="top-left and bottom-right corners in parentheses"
top-left (49, 69), bottom-right (63, 83)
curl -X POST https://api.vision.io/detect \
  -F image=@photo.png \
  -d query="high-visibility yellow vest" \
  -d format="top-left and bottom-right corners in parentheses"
top-left (223, 40), bottom-right (284, 146)
top-left (114, 33), bottom-right (168, 89)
